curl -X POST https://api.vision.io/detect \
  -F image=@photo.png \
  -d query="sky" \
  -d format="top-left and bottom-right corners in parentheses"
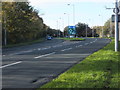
top-left (28, 0), bottom-right (115, 31)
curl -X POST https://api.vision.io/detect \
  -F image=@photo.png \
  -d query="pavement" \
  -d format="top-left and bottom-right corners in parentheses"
top-left (1, 38), bottom-right (111, 90)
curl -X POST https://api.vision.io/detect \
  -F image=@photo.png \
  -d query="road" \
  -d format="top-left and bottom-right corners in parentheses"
top-left (2, 38), bottom-right (111, 89)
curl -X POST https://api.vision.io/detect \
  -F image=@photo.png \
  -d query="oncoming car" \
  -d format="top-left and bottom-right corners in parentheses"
top-left (46, 36), bottom-right (52, 40)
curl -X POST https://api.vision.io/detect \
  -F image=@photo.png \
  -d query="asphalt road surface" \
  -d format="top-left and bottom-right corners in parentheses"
top-left (1, 38), bottom-right (111, 90)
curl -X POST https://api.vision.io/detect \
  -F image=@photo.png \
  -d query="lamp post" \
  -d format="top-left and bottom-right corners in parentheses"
top-left (67, 4), bottom-right (75, 25)
top-left (105, 0), bottom-right (119, 52)
top-left (56, 20), bottom-right (59, 37)
top-left (58, 17), bottom-right (62, 37)
top-left (99, 14), bottom-right (104, 37)
top-left (86, 24), bottom-right (88, 37)
top-left (64, 13), bottom-right (69, 26)
top-left (114, 0), bottom-right (119, 52)
top-left (3, 12), bottom-right (7, 46)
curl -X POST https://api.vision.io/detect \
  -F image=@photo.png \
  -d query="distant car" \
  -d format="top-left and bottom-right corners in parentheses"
top-left (70, 35), bottom-right (74, 38)
top-left (47, 36), bottom-right (52, 40)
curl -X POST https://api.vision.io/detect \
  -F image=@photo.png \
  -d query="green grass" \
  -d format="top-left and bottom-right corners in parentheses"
top-left (3, 38), bottom-right (45, 48)
top-left (39, 39), bottom-right (120, 88)
top-left (59, 37), bottom-right (85, 41)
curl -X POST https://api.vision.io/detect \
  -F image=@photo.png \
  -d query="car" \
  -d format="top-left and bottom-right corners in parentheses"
top-left (70, 35), bottom-right (74, 38)
top-left (47, 36), bottom-right (52, 40)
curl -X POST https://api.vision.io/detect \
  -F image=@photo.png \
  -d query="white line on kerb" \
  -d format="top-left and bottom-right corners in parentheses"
top-left (34, 52), bottom-right (56, 59)
top-left (0, 61), bottom-right (22, 69)
top-left (61, 48), bottom-right (72, 51)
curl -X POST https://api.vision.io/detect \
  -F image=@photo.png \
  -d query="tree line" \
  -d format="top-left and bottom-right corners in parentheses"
top-left (63, 22), bottom-right (98, 37)
top-left (2, 2), bottom-right (59, 45)
top-left (93, 19), bottom-right (115, 37)
top-left (1, 2), bottom-right (115, 46)
top-left (63, 19), bottom-right (115, 38)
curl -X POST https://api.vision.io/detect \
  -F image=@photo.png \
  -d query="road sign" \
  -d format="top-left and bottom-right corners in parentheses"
top-left (68, 26), bottom-right (76, 35)
top-left (113, 8), bottom-right (119, 13)
top-left (111, 14), bottom-right (120, 22)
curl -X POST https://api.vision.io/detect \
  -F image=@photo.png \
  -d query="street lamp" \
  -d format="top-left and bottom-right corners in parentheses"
top-left (67, 4), bottom-right (75, 26)
top-left (56, 20), bottom-right (59, 37)
top-left (105, 0), bottom-right (119, 52)
top-left (86, 24), bottom-right (88, 37)
top-left (64, 13), bottom-right (70, 26)
top-left (114, 0), bottom-right (119, 52)
top-left (58, 17), bottom-right (62, 38)
top-left (99, 14), bottom-right (104, 38)
top-left (3, 12), bottom-right (7, 46)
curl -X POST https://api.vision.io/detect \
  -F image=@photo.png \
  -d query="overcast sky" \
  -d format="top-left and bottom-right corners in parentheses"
top-left (28, 0), bottom-right (115, 31)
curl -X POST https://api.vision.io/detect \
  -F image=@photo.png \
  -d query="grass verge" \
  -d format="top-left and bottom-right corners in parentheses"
top-left (39, 39), bottom-right (120, 88)
top-left (3, 38), bottom-right (45, 48)
top-left (59, 38), bottom-right (85, 41)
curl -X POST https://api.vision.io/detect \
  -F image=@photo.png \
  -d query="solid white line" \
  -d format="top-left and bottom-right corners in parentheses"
top-left (0, 61), bottom-right (22, 69)
top-left (34, 52), bottom-right (56, 59)
top-left (61, 48), bottom-right (72, 51)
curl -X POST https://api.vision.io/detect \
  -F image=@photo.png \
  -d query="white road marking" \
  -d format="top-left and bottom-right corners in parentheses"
top-left (76, 46), bottom-right (78, 48)
top-left (38, 48), bottom-right (41, 50)
top-left (34, 52), bottom-right (56, 59)
top-left (85, 43), bottom-right (88, 45)
top-left (41, 48), bottom-right (48, 50)
top-left (78, 45), bottom-right (83, 47)
top-left (95, 38), bottom-right (97, 41)
top-left (0, 61), bottom-right (22, 69)
top-left (61, 48), bottom-right (72, 51)
top-left (23, 50), bottom-right (33, 53)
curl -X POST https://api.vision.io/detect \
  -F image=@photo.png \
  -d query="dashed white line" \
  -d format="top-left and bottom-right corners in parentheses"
top-left (85, 43), bottom-right (88, 45)
top-left (61, 48), bottom-right (72, 51)
top-left (78, 45), bottom-right (83, 47)
top-left (34, 52), bottom-right (56, 59)
top-left (0, 61), bottom-right (22, 69)
top-left (41, 48), bottom-right (48, 50)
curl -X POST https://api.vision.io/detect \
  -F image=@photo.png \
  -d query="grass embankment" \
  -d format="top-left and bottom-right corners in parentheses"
top-left (3, 38), bottom-right (45, 48)
top-left (40, 39), bottom-right (120, 88)
top-left (59, 38), bottom-right (85, 41)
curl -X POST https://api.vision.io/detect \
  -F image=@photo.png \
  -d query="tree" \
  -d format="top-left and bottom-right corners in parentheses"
top-left (103, 19), bottom-right (115, 37)
top-left (2, 2), bottom-right (49, 45)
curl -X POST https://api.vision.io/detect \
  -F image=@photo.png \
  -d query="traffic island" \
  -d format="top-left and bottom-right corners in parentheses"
top-left (59, 38), bottom-right (85, 41)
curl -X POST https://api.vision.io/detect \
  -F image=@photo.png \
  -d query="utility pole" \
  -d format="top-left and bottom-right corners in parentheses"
top-left (114, 0), bottom-right (119, 52)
